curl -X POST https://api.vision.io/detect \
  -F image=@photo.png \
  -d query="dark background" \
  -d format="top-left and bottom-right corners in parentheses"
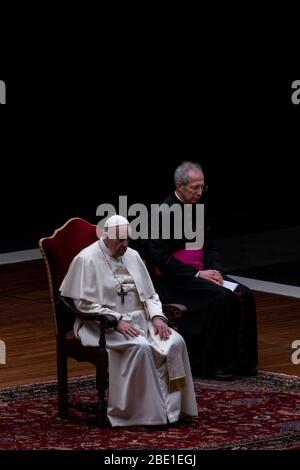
top-left (1, 78), bottom-right (299, 257)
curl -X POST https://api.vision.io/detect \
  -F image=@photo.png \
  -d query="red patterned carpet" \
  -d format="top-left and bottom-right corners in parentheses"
top-left (1, 372), bottom-right (300, 450)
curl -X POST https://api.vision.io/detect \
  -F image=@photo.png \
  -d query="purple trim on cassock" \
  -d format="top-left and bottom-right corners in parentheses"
top-left (153, 248), bottom-right (205, 277)
top-left (172, 248), bottom-right (205, 270)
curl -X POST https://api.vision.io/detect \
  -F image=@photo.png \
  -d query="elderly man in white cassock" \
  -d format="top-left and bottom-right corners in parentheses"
top-left (60, 215), bottom-right (198, 427)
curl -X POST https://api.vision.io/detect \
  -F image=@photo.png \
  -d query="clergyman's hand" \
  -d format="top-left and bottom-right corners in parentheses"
top-left (152, 317), bottom-right (172, 341)
top-left (197, 269), bottom-right (223, 285)
top-left (116, 320), bottom-right (140, 340)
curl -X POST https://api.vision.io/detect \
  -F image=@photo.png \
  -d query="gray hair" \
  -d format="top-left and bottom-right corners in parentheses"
top-left (174, 161), bottom-right (203, 185)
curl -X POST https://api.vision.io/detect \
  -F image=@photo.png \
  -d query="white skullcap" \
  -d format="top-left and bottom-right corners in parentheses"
top-left (104, 215), bottom-right (130, 228)
top-left (96, 214), bottom-right (131, 240)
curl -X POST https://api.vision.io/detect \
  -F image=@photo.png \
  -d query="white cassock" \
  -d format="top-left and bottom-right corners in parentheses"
top-left (60, 239), bottom-right (198, 427)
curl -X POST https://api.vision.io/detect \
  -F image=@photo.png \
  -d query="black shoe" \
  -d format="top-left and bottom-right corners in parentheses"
top-left (212, 369), bottom-right (236, 381)
top-left (237, 366), bottom-right (257, 377)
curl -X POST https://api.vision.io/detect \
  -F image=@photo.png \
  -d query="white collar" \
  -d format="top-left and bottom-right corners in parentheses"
top-left (175, 190), bottom-right (185, 203)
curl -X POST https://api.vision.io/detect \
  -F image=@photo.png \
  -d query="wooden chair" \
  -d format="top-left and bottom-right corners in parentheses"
top-left (39, 218), bottom-right (186, 426)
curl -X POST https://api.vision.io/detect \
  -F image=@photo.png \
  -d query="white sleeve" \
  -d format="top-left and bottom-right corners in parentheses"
top-left (74, 299), bottom-right (122, 321)
top-left (144, 293), bottom-right (168, 322)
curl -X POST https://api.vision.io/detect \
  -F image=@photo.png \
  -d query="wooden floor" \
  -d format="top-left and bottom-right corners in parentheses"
top-left (0, 260), bottom-right (300, 387)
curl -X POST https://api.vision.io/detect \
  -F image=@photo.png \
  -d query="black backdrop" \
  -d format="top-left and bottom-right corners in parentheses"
top-left (1, 78), bottom-right (299, 253)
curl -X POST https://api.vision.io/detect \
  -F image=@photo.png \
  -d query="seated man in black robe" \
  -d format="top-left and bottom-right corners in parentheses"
top-left (147, 161), bottom-right (258, 380)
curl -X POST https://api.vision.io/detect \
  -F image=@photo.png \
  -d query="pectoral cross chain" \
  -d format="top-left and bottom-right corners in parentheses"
top-left (118, 286), bottom-right (127, 304)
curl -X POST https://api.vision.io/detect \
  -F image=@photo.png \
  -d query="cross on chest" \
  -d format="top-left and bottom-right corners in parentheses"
top-left (117, 286), bottom-right (127, 304)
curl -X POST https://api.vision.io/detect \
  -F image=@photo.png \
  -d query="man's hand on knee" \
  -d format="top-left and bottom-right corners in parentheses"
top-left (116, 320), bottom-right (140, 340)
top-left (153, 318), bottom-right (172, 341)
top-left (197, 269), bottom-right (223, 285)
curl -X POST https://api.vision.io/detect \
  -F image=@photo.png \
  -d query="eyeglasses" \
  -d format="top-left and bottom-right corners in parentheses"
top-left (184, 184), bottom-right (208, 192)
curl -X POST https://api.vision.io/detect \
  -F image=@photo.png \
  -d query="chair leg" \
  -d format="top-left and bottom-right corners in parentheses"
top-left (57, 341), bottom-right (68, 419)
top-left (95, 351), bottom-right (108, 426)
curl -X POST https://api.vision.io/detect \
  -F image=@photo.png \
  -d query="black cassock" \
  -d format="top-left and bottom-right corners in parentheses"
top-left (147, 192), bottom-right (258, 378)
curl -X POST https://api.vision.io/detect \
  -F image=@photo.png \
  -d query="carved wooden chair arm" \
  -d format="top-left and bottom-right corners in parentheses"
top-left (163, 303), bottom-right (187, 328)
top-left (58, 296), bottom-right (118, 329)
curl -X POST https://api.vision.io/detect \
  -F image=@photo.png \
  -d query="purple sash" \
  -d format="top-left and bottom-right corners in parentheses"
top-left (153, 248), bottom-right (204, 276)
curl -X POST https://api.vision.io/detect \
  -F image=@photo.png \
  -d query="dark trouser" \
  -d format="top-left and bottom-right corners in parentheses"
top-left (153, 275), bottom-right (258, 378)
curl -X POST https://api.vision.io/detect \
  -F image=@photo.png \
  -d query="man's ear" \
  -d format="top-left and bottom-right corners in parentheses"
top-left (176, 181), bottom-right (183, 191)
top-left (96, 225), bottom-right (104, 239)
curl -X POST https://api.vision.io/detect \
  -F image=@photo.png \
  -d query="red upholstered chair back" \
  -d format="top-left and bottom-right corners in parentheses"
top-left (39, 218), bottom-right (98, 333)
